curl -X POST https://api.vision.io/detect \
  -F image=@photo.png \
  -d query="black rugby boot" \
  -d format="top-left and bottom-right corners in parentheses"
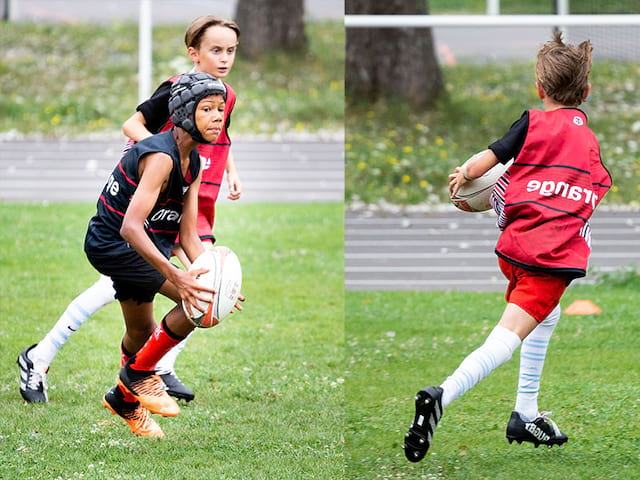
top-left (160, 371), bottom-right (195, 402)
top-left (403, 386), bottom-right (444, 462)
top-left (506, 411), bottom-right (568, 448)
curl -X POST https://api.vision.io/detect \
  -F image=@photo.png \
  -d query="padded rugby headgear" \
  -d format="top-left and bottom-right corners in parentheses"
top-left (169, 72), bottom-right (227, 144)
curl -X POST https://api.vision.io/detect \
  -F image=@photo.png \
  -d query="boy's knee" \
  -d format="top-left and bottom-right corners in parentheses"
top-left (541, 304), bottom-right (561, 327)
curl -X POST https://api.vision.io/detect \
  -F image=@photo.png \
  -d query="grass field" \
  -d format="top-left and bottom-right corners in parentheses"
top-left (345, 285), bottom-right (640, 479)
top-left (0, 202), bottom-right (344, 480)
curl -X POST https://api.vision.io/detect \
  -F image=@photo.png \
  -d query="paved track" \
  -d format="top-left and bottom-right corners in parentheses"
top-left (2, 140), bottom-right (638, 292)
top-left (0, 138), bottom-right (343, 203)
top-left (346, 207), bottom-right (640, 292)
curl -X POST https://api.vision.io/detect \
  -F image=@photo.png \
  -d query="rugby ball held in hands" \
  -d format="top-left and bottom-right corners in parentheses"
top-left (182, 246), bottom-right (242, 328)
top-left (450, 150), bottom-right (512, 212)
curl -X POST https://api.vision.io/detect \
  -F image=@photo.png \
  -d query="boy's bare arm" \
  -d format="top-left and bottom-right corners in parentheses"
top-left (122, 111), bottom-right (154, 142)
top-left (225, 149), bottom-right (242, 200)
top-left (449, 149), bottom-right (499, 197)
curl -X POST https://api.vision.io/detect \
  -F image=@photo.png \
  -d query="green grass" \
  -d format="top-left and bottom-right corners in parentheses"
top-left (0, 202), bottom-right (344, 480)
top-left (0, 20), bottom-right (343, 136)
top-left (346, 60), bottom-right (640, 206)
top-left (344, 284), bottom-right (640, 479)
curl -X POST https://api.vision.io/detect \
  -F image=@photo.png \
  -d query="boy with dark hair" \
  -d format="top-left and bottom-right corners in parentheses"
top-left (84, 72), bottom-right (237, 438)
top-left (18, 16), bottom-right (242, 404)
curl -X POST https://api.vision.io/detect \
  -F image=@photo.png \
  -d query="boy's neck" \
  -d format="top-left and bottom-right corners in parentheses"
top-left (173, 127), bottom-right (198, 160)
top-left (542, 97), bottom-right (574, 111)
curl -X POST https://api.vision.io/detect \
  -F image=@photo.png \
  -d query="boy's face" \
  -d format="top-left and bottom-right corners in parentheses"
top-left (189, 26), bottom-right (238, 79)
top-left (195, 94), bottom-right (225, 143)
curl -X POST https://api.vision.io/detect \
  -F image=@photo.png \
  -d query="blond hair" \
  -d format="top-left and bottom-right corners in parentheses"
top-left (184, 15), bottom-right (240, 49)
top-left (535, 32), bottom-right (593, 106)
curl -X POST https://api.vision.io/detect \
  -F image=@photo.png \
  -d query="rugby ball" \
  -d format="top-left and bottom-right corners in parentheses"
top-left (450, 150), bottom-right (512, 212)
top-left (182, 246), bottom-right (242, 328)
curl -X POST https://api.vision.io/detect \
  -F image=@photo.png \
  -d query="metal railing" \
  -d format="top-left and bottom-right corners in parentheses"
top-left (345, 14), bottom-right (640, 28)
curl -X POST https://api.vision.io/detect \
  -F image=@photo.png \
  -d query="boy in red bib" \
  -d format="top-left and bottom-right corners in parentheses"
top-left (404, 32), bottom-right (612, 462)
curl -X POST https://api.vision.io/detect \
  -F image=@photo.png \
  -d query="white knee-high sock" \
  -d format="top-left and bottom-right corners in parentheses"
top-left (440, 325), bottom-right (521, 408)
top-left (29, 275), bottom-right (116, 371)
top-left (514, 305), bottom-right (561, 421)
top-left (155, 332), bottom-right (193, 375)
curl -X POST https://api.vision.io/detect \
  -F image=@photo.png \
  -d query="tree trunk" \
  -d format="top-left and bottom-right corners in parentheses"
top-left (235, 0), bottom-right (307, 59)
top-left (346, 0), bottom-right (444, 109)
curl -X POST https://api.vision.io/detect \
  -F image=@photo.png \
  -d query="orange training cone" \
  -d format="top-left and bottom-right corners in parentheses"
top-left (563, 299), bottom-right (602, 315)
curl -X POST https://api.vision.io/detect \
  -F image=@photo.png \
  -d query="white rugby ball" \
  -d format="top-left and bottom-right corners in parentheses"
top-left (450, 150), bottom-right (512, 212)
top-left (182, 246), bottom-right (242, 328)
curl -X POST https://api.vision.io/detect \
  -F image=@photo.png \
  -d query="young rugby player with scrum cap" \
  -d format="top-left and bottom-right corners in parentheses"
top-left (84, 72), bottom-right (241, 437)
top-left (18, 16), bottom-right (242, 404)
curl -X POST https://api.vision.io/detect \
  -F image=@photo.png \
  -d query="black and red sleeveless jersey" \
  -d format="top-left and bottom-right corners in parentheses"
top-left (490, 108), bottom-right (612, 278)
top-left (85, 131), bottom-right (201, 259)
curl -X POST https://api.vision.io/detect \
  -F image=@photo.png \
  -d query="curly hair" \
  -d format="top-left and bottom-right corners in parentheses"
top-left (535, 32), bottom-right (593, 106)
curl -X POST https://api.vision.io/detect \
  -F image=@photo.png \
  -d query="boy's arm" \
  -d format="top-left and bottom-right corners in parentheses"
top-left (122, 80), bottom-right (173, 142)
top-left (179, 171), bottom-right (206, 263)
top-left (120, 153), bottom-right (180, 279)
top-left (225, 149), bottom-right (242, 200)
top-left (120, 154), bottom-right (199, 279)
top-left (121, 153), bottom-right (212, 311)
top-left (463, 149), bottom-right (499, 179)
top-left (122, 111), bottom-right (154, 143)
top-left (449, 149), bottom-right (499, 198)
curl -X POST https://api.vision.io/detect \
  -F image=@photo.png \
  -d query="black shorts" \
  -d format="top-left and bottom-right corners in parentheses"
top-left (86, 249), bottom-right (166, 303)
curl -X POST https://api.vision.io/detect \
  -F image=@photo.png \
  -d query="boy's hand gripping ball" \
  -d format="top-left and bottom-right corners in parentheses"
top-left (450, 150), bottom-right (513, 212)
top-left (182, 247), bottom-right (242, 328)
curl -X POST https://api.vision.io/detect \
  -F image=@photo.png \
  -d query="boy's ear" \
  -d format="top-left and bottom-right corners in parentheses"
top-left (535, 82), bottom-right (545, 100)
top-left (582, 83), bottom-right (591, 100)
top-left (187, 46), bottom-right (199, 63)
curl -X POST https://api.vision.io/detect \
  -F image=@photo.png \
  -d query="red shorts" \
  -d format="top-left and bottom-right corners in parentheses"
top-left (498, 257), bottom-right (568, 323)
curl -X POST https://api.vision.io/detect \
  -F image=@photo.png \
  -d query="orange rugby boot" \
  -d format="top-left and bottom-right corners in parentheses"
top-left (118, 363), bottom-right (180, 417)
top-left (103, 386), bottom-right (164, 438)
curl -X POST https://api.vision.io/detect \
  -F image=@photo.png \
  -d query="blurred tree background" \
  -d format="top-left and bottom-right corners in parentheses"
top-left (235, 0), bottom-right (307, 59)
top-left (346, 0), bottom-right (443, 109)
top-left (0, 0), bottom-right (343, 137)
